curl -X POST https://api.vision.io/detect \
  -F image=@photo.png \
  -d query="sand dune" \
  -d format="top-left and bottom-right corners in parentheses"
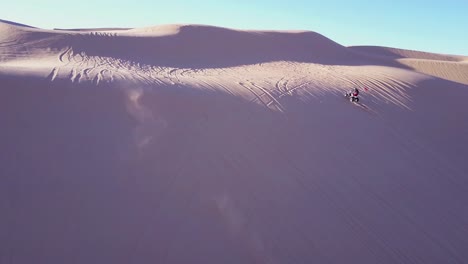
top-left (350, 46), bottom-right (468, 84)
top-left (349, 45), bottom-right (463, 61)
top-left (2, 22), bottom-right (363, 68)
top-left (0, 19), bottom-right (36, 29)
top-left (395, 58), bottom-right (468, 85)
top-left (1, 19), bottom-right (468, 264)
top-left (53, 28), bottom-right (132, 32)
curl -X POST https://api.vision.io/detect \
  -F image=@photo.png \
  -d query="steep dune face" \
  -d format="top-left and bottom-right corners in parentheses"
top-left (1, 20), bottom-right (468, 264)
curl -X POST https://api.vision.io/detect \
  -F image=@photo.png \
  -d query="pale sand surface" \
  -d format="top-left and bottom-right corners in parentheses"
top-left (1, 19), bottom-right (468, 263)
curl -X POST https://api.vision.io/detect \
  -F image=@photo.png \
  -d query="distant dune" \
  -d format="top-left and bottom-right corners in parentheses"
top-left (349, 45), bottom-right (463, 61)
top-left (350, 45), bottom-right (468, 84)
top-left (1, 19), bottom-right (467, 264)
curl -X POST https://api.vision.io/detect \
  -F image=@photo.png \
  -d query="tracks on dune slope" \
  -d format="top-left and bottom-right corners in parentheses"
top-left (0, 30), bottom-right (417, 113)
top-left (39, 32), bottom-right (416, 113)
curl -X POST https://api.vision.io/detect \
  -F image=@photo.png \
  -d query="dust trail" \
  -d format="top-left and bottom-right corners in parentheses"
top-left (126, 88), bottom-right (168, 152)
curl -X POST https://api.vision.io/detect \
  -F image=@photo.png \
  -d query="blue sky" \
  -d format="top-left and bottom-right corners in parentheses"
top-left (1, 0), bottom-right (467, 55)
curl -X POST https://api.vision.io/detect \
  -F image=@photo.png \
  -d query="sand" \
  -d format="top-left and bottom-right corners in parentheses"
top-left (1, 19), bottom-right (468, 264)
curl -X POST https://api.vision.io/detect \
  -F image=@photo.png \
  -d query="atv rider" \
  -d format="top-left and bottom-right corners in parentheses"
top-left (349, 88), bottom-right (359, 98)
top-left (346, 88), bottom-right (359, 102)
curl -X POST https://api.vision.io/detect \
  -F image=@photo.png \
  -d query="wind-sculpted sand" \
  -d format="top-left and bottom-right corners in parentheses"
top-left (1, 19), bottom-right (467, 264)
